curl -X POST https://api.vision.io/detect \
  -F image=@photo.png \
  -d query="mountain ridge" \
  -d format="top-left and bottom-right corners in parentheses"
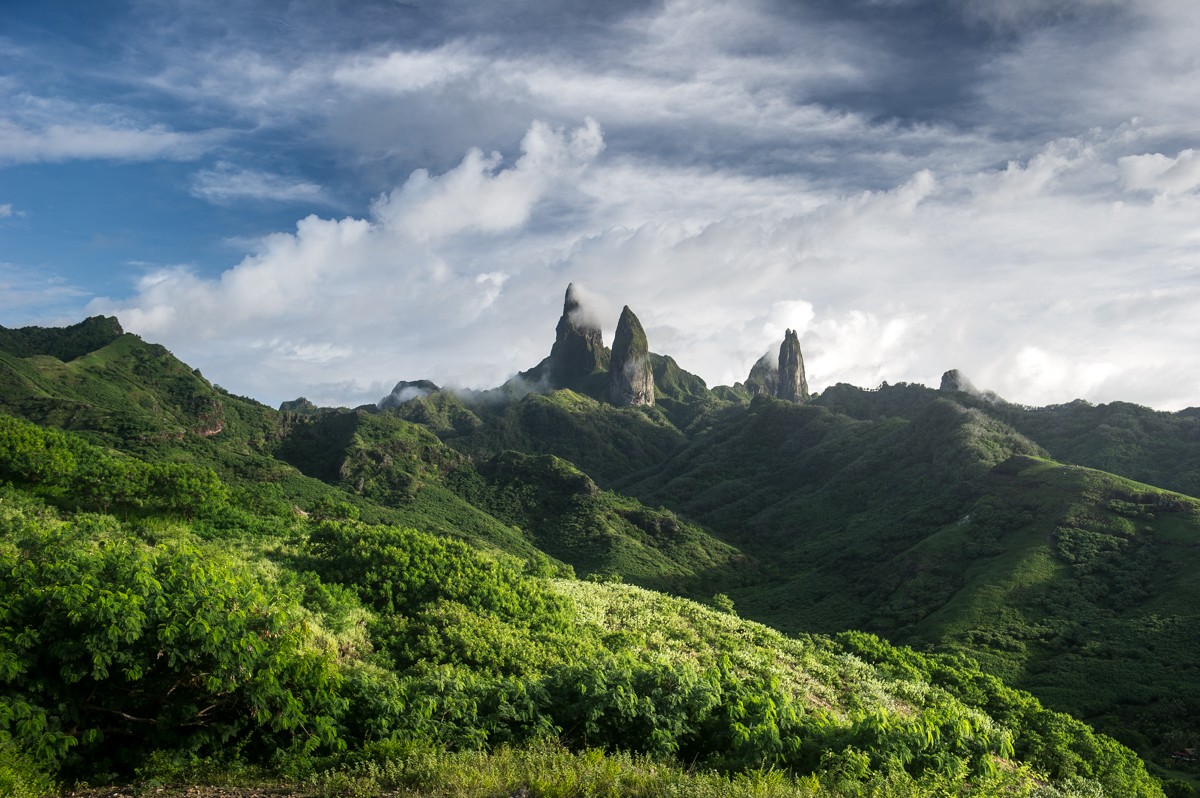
top-left (2, 305), bottom-right (1199, 794)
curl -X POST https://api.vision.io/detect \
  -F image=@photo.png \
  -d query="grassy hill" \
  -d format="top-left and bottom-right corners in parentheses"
top-left (0, 319), bottom-right (747, 591)
top-left (816, 380), bottom-right (1200, 500)
top-left (0, 436), bottom-right (1163, 795)
top-left (3, 316), bottom-right (1199, 796)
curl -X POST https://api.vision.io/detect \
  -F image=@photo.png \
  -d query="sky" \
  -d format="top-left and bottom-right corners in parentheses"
top-left (3, 0), bottom-right (1200, 410)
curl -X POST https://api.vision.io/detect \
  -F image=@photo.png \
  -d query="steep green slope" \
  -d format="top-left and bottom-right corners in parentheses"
top-left (613, 394), bottom-right (1044, 630)
top-left (0, 332), bottom-right (421, 524)
top-left (0, 324), bottom-right (747, 590)
top-left (0, 315), bottom-right (125, 362)
top-left (816, 380), bottom-right (1200, 499)
top-left (993, 400), bottom-right (1200, 499)
top-left (447, 450), bottom-right (754, 593)
top-left (884, 454), bottom-right (1200, 762)
top-left (434, 389), bottom-right (691, 486)
top-left (269, 408), bottom-right (751, 589)
top-left (0, 458), bottom-right (1164, 797)
top-left (599, 388), bottom-right (1200, 768)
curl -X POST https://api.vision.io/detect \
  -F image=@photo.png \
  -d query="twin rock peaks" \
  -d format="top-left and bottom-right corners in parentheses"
top-left (521, 284), bottom-right (810, 408)
top-left (388, 284), bottom-right (812, 409)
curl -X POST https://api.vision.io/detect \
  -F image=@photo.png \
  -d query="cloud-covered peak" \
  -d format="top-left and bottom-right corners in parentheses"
top-left (5, 0), bottom-right (1200, 410)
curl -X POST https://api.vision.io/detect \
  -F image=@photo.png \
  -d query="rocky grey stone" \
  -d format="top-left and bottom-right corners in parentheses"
top-left (609, 305), bottom-right (654, 407)
top-left (776, 329), bottom-right (809, 403)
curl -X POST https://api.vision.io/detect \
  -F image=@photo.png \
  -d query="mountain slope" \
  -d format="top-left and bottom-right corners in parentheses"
top-left (816, 380), bottom-right (1200, 499)
top-left (0, 320), bottom-right (749, 591)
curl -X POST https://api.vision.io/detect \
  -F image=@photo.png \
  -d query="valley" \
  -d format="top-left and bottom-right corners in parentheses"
top-left (1, 290), bottom-right (1199, 797)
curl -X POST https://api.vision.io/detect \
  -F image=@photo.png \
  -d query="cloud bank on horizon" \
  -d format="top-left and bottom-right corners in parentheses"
top-left (3, 0), bottom-right (1200, 410)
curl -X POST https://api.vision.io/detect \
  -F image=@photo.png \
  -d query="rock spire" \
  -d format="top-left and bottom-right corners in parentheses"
top-left (609, 305), bottom-right (655, 407)
top-left (743, 330), bottom-right (809, 403)
top-left (776, 328), bottom-right (809, 403)
top-left (549, 283), bottom-right (609, 386)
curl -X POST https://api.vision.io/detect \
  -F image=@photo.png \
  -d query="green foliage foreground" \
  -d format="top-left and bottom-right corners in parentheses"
top-left (0, 416), bottom-right (1170, 797)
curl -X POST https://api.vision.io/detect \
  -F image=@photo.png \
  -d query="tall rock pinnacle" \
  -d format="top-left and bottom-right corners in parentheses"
top-left (775, 329), bottom-right (809, 403)
top-left (549, 283), bottom-right (609, 386)
top-left (609, 305), bottom-right (655, 407)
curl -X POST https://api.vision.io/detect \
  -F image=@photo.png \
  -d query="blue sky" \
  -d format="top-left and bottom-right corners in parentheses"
top-left (3, 0), bottom-right (1200, 409)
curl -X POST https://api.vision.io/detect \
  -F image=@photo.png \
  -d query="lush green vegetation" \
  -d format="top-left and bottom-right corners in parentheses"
top-left (0, 407), bottom-right (1165, 797)
top-left (4, 316), bottom-right (1200, 797)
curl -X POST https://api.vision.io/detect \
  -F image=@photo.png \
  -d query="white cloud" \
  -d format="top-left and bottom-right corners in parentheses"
top-left (190, 162), bottom-right (327, 205)
top-left (0, 204), bottom-right (11, 217)
top-left (332, 45), bottom-right (484, 94)
top-left (372, 118), bottom-right (604, 242)
top-left (1119, 149), bottom-right (1200, 194)
top-left (0, 118), bottom-right (219, 164)
top-left (11, 0), bottom-right (1200, 413)
top-left (83, 119), bottom-right (1200, 411)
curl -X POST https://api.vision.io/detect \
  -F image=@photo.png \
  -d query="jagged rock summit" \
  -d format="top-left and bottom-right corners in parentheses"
top-left (777, 329), bottom-right (809, 403)
top-left (939, 369), bottom-right (1005, 404)
top-left (744, 354), bottom-right (778, 397)
top-left (939, 369), bottom-right (978, 394)
top-left (745, 330), bottom-right (809, 404)
top-left (279, 397), bottom-right (321, 415)
top-left (518, 283), bottom-right (611, 390)
top-left (609, 306), bottom-right (654, 407)
top-left (549, 283), bottom-right (609, 386)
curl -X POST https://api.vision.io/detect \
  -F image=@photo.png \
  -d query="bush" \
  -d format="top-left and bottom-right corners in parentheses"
top-left (0, 516), bottom-right (344, 775)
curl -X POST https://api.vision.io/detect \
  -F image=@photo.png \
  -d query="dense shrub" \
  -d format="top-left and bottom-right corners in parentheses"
top-left (305, 522), bottom-right (587, 675)
top-left (834, 631), bottom-right (1161, 798)
top-left (0, 515), bottom-right (344, 776)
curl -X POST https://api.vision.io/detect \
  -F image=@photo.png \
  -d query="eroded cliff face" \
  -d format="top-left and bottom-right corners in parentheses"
top-left (777, 328), bottom-right (809, 404)
top-left (609, 305), bottom-right (654, 407)
top-left (743, 330), bottom-right (809, 403)
top-left (745, 354), bottom-right (778, 396)
top-left (939, 369), bottom-right (1004, 404)
top-left (549, 283), bottom-right (609, 386)
top-left (939, 369), bottom-right (977, 394)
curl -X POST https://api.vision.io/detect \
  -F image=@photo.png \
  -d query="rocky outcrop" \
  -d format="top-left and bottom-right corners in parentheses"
top-left (279, 397), bottom-right (321, 414)
top-left (939, 369), bottom-right (978, 394)
top-left (744, 354), bottom-right (778, 396)
top-left (609, 306), bottom-right (654, 407)
top-left (939, 369), bottom-right (1004, 404)
top-left (548, 283), bottom-right (609, 386)
top-left (743, 331), bottom-right (809, 403)
top-left (776, 329), bottom-right (809, 403)
top-left (378, 379), bottom-right (440, 409)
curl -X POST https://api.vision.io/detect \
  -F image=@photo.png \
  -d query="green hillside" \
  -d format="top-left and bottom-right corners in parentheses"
top-left (0, 429), bottom-right (1161, 797)
top-left (2, 315), bottom-right (1199, 796)
top-left (382, 374), bottom-right (1200, 778)
top-left (816, 380), bottom-right (1200, 500)
top-left (0, 320), bottom-right (747, 590)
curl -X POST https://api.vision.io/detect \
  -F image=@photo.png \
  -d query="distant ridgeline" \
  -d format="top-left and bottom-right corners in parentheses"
top-left (4, 295), bottom-right (1200, 797)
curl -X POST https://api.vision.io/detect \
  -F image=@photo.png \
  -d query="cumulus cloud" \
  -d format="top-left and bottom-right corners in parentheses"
top-left (11, 0), bottom-right (1200, 411)
top-left (190, 163), bottom-right (327, 205)
top-left (1119, 149), bottom-right (1200, 194)
top-left (372, 118), bottom-right (604, 242)
top-left (80, 117), bottom-right (1200, 411)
